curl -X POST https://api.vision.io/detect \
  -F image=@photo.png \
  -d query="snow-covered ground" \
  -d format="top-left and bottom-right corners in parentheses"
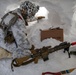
top-left (0, 0), bottom-right (76, 75)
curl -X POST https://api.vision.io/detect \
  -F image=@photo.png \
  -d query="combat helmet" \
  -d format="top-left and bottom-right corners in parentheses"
top-left (20, 1), bottom-right (39, 19)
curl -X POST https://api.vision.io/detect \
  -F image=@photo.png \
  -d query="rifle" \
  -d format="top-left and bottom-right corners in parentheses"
top-left (11, 42), bottom-right (76, 71)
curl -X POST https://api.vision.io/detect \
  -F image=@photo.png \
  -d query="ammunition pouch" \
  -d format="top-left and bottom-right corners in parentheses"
top-left (4, 31), bottom-right (15, 43)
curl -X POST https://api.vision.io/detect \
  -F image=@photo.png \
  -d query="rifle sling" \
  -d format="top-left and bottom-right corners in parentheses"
top-left (11, 57), bottom-right (35, 71)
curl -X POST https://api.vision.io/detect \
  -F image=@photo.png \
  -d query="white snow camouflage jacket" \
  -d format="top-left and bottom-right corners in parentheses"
top-left (0, 9), bottom-right (34, 58)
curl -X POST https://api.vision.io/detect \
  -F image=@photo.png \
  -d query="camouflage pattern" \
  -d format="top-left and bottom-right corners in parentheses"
top-left (0, 1), bottom-right (39, 58)
top-left (20, 1), bottom-right (39, 21)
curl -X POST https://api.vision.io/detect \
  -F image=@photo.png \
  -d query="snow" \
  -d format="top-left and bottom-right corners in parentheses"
top-left (35, 7), bottom-right (49, 19)
top-left (0, 0), bottom-right (76, 75)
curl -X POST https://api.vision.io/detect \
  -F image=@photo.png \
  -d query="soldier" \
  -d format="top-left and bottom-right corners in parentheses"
top-left (0, 1), bottom-right (39, 58)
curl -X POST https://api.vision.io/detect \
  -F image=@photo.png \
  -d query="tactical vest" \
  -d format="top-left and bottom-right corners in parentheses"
top-left (0, 11), bottom-right (19, 46)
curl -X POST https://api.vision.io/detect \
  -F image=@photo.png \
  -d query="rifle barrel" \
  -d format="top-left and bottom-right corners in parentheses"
top-left (48, 42), bottom-right (71, 53)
